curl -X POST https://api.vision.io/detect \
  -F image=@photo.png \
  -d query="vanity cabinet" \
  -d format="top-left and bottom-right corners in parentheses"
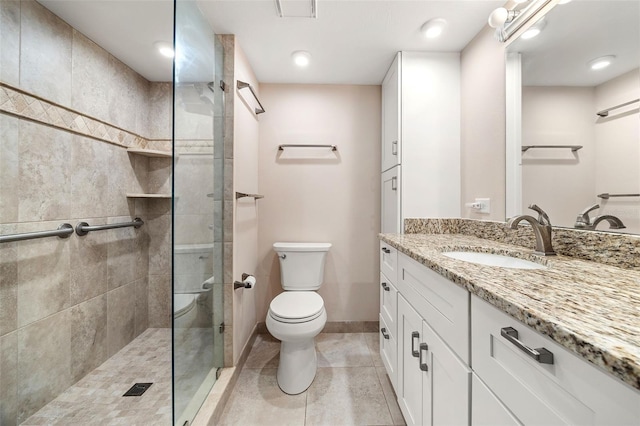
top-left (380, 52), bottom-right (461, 233)
top-left (472, 294), bottom-right (640, 425)
top-left (379, 241), bottom-right (399, 389)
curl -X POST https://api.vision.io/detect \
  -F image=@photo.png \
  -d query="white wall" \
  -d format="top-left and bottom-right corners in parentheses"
top-left (232, 43), bottom-right (260, 364)
top-left (521, 86), bottom-right (596, 226)
top-left (460, 26), bottom-right (507, 221)
top-left (594, 69), bottom-right (640, 232)
top-left (257, 84), bottom-right (381, 324)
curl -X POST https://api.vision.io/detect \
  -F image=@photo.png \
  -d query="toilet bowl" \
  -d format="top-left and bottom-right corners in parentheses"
top-left (266, 242), bottom-right (331, 395)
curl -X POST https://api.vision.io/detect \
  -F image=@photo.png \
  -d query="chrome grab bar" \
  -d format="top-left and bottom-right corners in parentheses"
top-left (0, 223), bottom-right (74, 244)
top-left (501, 327), bottom-right (554, 364)
top-left (75, 218), bottom-right (144, 236)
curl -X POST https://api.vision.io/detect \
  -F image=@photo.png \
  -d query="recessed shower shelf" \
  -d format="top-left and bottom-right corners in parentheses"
top-left (127, 148), bottom-right (173, 158)
top-left (126, 193), bottom-right (171, 199)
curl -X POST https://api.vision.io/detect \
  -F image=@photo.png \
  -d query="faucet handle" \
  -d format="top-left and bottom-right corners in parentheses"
top-left (528, 204), bottom-right (551, 226)
top-left (575, 204), bottom-right (599, 228)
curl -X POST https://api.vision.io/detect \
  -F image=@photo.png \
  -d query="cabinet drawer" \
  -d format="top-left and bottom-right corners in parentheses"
top-left (397, 253), bottom-right (469, 364)
top-left (379, 313), bottom-right (397, 391)
top-left (380, 241), bottom-right (398, 285)
top-left (472, 295), bottom-right (640, 425)
top-left (379, 272), bottom-right (397, 338)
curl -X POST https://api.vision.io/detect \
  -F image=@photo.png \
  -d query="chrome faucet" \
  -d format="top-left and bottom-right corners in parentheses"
top-left (574, 204), bottom-right (626, 230)
top-left (507, 204), bottom-right (556, 256)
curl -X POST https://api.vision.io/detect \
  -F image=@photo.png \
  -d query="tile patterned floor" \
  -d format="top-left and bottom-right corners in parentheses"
top-left (21, 328), bottom-right (172, 425)
top-left (219, 332), bottom-right (406, 426)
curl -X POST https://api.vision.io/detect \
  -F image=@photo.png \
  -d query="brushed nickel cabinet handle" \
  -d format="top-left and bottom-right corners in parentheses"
top-left (381, 247), bottom-right (391, 254)
top-left (381, 328), bottom-right (390, 339)
top-left (381, 282), bottom-right (390, 291)
top-left (501, 327), bottom-right (554, 364)
top-left (411, 331), bottom-right (420, 357)
top-left (419, 343), bottom-right (429, 371)
top-left (392, 140), bottom-right (398, 155)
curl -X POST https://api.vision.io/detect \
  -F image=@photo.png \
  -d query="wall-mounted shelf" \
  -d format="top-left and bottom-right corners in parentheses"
top-left (126, 193), bottom-right (171, 199)
top-left (522, 145), bottom-right (582, 152)
top-left (596, 98), bottom-right (639, 117)
top-left (235, 192), bottom-right (264, 200)
top-left (127, 148), bottom-right (173, 158)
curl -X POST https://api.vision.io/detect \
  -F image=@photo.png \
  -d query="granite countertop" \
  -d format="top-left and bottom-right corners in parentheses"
top-left (379, 233), bottom-right (640, 392)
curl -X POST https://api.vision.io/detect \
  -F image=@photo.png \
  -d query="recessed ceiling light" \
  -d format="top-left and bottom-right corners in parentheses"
top-left (558, 0), bottom-right (572, 4)
top-left (521, 18), bottom-right (546, 40)
top-left (154, 41), bottom-right (174, 58)
top-left (588, 55), bottom-right (615, 70)
top-left (291, 50), bottom-right (311, 67)
top-left (421, 18), bottom-right (447, 39)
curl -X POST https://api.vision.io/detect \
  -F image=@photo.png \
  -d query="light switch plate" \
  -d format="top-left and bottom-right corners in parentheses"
top-left (476, 198), bottom-right (491, 214)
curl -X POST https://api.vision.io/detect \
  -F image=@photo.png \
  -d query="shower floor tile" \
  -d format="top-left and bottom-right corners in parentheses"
top-left (219, 332), bottom-right (406, 426)
top-left (21, 328), bottom-right (172, 426)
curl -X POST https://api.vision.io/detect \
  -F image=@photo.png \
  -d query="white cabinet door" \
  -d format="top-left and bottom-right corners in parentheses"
top-left (382, 53), bottom-right (400, 172)
top-left (471, 373), bottom-right (522, 426)
top-left (381, 166), bottom-right (401, 233)
top-left (398, 295), bottom-right (424, 426)
top-left (421, 318), bottom-right (470, 426)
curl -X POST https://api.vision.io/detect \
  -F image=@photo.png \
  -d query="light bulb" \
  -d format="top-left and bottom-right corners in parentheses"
top-left (421, 18), bottom-right (447, 39)
top-left (291, 51), bottom-right (311, 67)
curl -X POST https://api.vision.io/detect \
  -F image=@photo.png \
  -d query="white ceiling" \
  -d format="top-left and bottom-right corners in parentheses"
top-left (38, 0), bottom-right (505, 84)
top-left (507, 0), bottom-right (640, 87)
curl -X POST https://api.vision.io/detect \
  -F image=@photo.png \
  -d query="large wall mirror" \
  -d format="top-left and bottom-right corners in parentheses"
top-left (505, 0), bottom-right (640, 234)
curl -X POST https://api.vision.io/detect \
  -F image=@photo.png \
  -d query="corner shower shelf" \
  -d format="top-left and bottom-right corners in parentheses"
top-left (126, 193), bottom-right (171, 199)
top-left (126, 148), bottom-right (173, 158)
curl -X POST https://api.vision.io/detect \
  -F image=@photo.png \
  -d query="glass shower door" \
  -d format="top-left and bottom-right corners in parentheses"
top-left (173, 1), bottom-right (224, 424)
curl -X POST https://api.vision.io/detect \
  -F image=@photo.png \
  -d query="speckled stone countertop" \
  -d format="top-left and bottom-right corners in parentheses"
top-left (379, 232), bottom-right (640, 392)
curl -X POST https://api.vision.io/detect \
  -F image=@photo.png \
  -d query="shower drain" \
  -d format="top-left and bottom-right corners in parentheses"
top-left (123, 382), bottom-right (153, 397)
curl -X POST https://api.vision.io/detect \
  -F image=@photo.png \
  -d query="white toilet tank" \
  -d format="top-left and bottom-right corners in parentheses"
top-left (273, 242), bottom-right (331, 290)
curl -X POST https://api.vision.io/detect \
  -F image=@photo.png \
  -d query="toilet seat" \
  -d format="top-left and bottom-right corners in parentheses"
top-left (269, 291), bottom-right (325, 324)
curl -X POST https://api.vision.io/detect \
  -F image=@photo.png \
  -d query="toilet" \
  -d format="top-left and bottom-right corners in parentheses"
top-left (266, 242), bottom-right (331, 394)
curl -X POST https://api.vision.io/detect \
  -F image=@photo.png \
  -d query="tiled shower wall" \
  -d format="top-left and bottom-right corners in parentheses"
top-left (0, 1), bottom-right (171, 424)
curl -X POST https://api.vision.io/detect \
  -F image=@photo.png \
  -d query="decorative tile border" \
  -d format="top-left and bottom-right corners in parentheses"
top-left (0, 82), bottom-right (150, 149)
top-left (404, 218), bottom-right (640, 270)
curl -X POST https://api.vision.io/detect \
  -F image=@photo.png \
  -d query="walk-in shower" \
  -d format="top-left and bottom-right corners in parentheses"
top-left (0, 0), bottom-right (224, 424)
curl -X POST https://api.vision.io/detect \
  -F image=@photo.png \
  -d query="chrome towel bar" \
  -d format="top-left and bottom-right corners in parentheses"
top-left (596, 98), bottom-right (639, 117)
top-left (235, 192), bottom-right (264, 200)
top-left (237, 80), bottom-right (265, 115)
top-left (278, 144), bottom-right (337, 151)
top-left (75, 218), bottom-right (144, 236)
top-left (0, 223), bottom-right (74, 244)
top-left (597, 193), bottom-right (640, 200)
top-left (521, 145), bottom-right (582, 152)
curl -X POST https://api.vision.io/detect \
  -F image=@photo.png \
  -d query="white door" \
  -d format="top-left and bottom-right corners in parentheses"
top-left (381, 166), bottom-right (401, 233)
top-left (382, 53), bottom-right (400, 172)
top-left (397, 295), bottom-right (424, 426)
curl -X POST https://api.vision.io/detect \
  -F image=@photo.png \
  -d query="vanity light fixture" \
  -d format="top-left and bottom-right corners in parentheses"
top-left (520, 18), bottom-right (546, 40)
top-left (488, 7), bottom-right (519, 29)
top-left (154, 41), bottom-right (174, 58)
top-left (291, 50), bottom-right (311, 67)
top-left (421, 18), bottom-right (447, 39)
top-left (588, 55), bottom-right (615, 70)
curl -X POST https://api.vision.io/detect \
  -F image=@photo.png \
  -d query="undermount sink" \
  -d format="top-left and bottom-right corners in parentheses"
top-left (442, 251), bottom-right (546, 270)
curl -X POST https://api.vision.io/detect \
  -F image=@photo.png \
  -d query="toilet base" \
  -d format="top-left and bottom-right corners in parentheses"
top-left (277, 339), bottom-right (317, 395)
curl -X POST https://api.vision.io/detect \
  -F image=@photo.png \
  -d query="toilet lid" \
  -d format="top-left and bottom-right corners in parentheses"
top-left (269, 292), bottom-right (324, 322)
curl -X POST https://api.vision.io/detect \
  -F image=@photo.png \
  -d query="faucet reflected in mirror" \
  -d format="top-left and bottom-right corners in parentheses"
top-left (574, 204), bottom-right (626, 231)
top-left (507, 204), bottom-right (556, 256)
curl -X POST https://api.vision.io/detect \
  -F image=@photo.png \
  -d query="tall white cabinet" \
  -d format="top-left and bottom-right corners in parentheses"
top-left (381, 52), bottom-right (461, 233)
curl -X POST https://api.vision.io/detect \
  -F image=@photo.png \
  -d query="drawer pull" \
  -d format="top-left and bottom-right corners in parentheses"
top-left (501, 327), bottom-right (554, 365)
top-left (381, 247), bottom-right (391, 254)
top-left (411, 331), bottom-right (420, 357)
top-left (392, 140), bottom-right (398, 155)
top-left (381, 282), bottom-right (390, 291)
top-left (419, 343), bottom-right (429, 371)
top-left (381, 328), bottom-right (390, 339)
